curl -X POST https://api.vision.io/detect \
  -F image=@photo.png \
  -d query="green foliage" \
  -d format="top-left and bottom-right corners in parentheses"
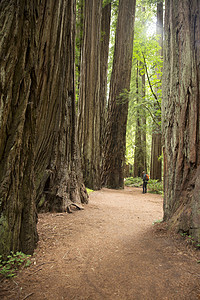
top-left (125, 177), bottom-right (143, 187)
top-left (125, 177), bottom-right (163, 195)
top-left (102, 0), bottom-right (112, 8)
top-left (132, 30), bottom-right (163, 129)
top-left (117, 89), bottom-right (130, 105)
top-left (148, 179), bottom-right (163, 194)
top-left (152, 219), bottom-right (163, 225)
top-left (180, 233), bottom-right (200, 249)
top-left (86, 188), bottom-right (94, 195)
top-left (126, 0), bottom-right (163, 167)
top-left (0, 251), bottom-right (31, 278)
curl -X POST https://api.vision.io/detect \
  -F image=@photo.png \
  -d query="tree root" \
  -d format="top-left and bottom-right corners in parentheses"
top-left (66, 203), bottom-right (84, 213)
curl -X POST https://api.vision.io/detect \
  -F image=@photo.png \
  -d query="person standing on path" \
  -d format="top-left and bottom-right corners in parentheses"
top-left (142, 171), bottom-right (148, 193)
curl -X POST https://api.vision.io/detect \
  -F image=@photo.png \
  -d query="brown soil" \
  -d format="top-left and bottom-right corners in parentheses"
top-left (1, 187), bottom-right (200, 300)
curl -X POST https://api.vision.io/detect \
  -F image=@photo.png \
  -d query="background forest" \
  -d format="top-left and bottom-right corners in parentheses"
top-left (0, 0), bottom-right (199, 259)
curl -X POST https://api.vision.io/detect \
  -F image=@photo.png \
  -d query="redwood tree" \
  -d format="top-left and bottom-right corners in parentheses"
top-left (103, 0), bottom-right (136, 188)
top-left (133, 62), bottom-right (147, 177)
top-left (150, 0), bottom-right (163, 181)
top-left (100, 2), bottom-right (111, 181)
top-left (162, 0), bottom-right (200, 242)
top-left (78, 0), bottom-right (102, 190)
top-left (0, 0), bottom-right (88, 256)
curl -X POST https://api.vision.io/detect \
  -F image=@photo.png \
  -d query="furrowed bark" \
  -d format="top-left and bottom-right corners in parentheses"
top-left (0, 0), bottom-right (88, 256)
top-left (150, 0), bottom-right (163, 181)
top-left (162, 0), bottom-right (200, 242)
top-left (78, 0), bottom-right (102, 190)
top-left (103, 0), bottom-right (136, 189)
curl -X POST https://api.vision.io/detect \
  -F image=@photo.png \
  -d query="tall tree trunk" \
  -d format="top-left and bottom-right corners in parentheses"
top-left (162, 0), bottom-right (200, 242)
top-left (141, 68), bottom-right (147, 172)
top-left (103, 0), bottom-right (136, 189)
top-left (150, 0), bottom-right (163, 181)
top-left (0, 0), bottom-right (38, 256)
top-left (134, 63), bottom-right (141, 177)
top-left (75, 0), bottom-right (84, 97)
top-left (34, 0), bottom-right (88, 213)
top-left (133, 62), bottom-right (146, 177)
top-left (78, 0), bottom-right (102, 190)
top-left (0, 0), bottom-right (88, 256)
top-left (100, 2), bottom-right (111, 182)
top-left (150, 132), bottom-right (162, 179)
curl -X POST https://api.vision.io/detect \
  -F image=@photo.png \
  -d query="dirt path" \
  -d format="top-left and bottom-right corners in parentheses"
top-left (1, 187), bottom-right (200, 300)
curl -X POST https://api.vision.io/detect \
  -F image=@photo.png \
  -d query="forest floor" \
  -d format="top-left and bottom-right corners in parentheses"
top-left (1, 187), bottom-right (200, 300)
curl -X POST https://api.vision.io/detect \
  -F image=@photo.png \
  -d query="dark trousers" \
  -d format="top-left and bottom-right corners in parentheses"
top-left (143, 181), bottom-right (147, 193)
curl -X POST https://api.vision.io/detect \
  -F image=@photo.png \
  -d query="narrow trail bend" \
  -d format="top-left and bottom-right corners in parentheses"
top-left (1, 187), bottom-right (200, 300)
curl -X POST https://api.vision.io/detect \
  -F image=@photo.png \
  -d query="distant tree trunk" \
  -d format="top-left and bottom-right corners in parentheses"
top-left (150, 132), bottom-right (162, 178)
top-left (140, 5), bottom-right (147, 174)
top-left (100, 2), bottom-right (111, 181)
top-left (163, 0), bottom-right (200, 242)
top-left (150, 0), bottom-right (163, 181)
top-left (0, 0), bottom-right (88, 256)
top-left (141, 71), bottom-right (147, 172)
top-left (134, 62), bottom-right (146, 178)
top-left (103, 0), bottom-right (136, 189)
top-left (78, 0), bottom-right (102, 190)
top-left (134, 63), bottom-right (141, 177)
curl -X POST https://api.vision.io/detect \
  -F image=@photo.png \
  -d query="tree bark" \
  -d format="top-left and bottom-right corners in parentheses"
top-left (78, 0), bottom-right (102, 190)
top-left (141, 71), bottom-right (147, 172)
top-left (75, 0), bottom-right (84, 97)
top-left (103, 0), bottom-right (136, 189)
top-left (150, 132), bottom-right (162, 179)
top-left (34, 0), bottom-right (88, 213)
top-left (150, 0), bottom-right (163, 181)
top-left (133, 62), bottom-right (146, 177)
top-left (162, 0), bottom-right (200, 242)
top-left (100, 2), bottom-right (111, 182)
top-left (0, 0), bottom-right (38, 256)
top-left (0, 0), bottom-right (88, 256)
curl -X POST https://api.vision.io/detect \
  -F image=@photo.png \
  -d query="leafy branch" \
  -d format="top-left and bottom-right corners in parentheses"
top-left (142, 52), bottom-right (161, 110)
top-left (142, 103), bottom-right (160, 127)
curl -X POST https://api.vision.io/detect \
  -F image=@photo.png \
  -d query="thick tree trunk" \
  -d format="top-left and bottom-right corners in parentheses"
top-left (162, 0), bottom-right (200, 242)
top-left (100, 2), bottom-right (111, 182)
top-left (78, 0), bottom-right (102, 190)
top-left (0, 0), bottom-right (38, 256)
top-left (0, 0), bottom-right (88, 256)
top-left (103, 0), bottom-right (136, 189)
top-left (150, 0), bottom-right (163, 181)
top-left (34, 0), bottom-right (88, 213)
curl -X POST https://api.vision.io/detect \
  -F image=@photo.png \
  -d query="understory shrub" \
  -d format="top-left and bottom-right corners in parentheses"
top-left (148, 179), bottom-right (163, 195)
top-left (125, 177), bottom-right (163, 194)
top-left (124, 177), bottom-right (143, 187)
top-left (0, 251), bottom-right (31, 278)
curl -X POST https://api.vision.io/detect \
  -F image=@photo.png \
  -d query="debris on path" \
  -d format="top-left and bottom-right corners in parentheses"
top-left (1, 187), bottom-right (199, 300)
